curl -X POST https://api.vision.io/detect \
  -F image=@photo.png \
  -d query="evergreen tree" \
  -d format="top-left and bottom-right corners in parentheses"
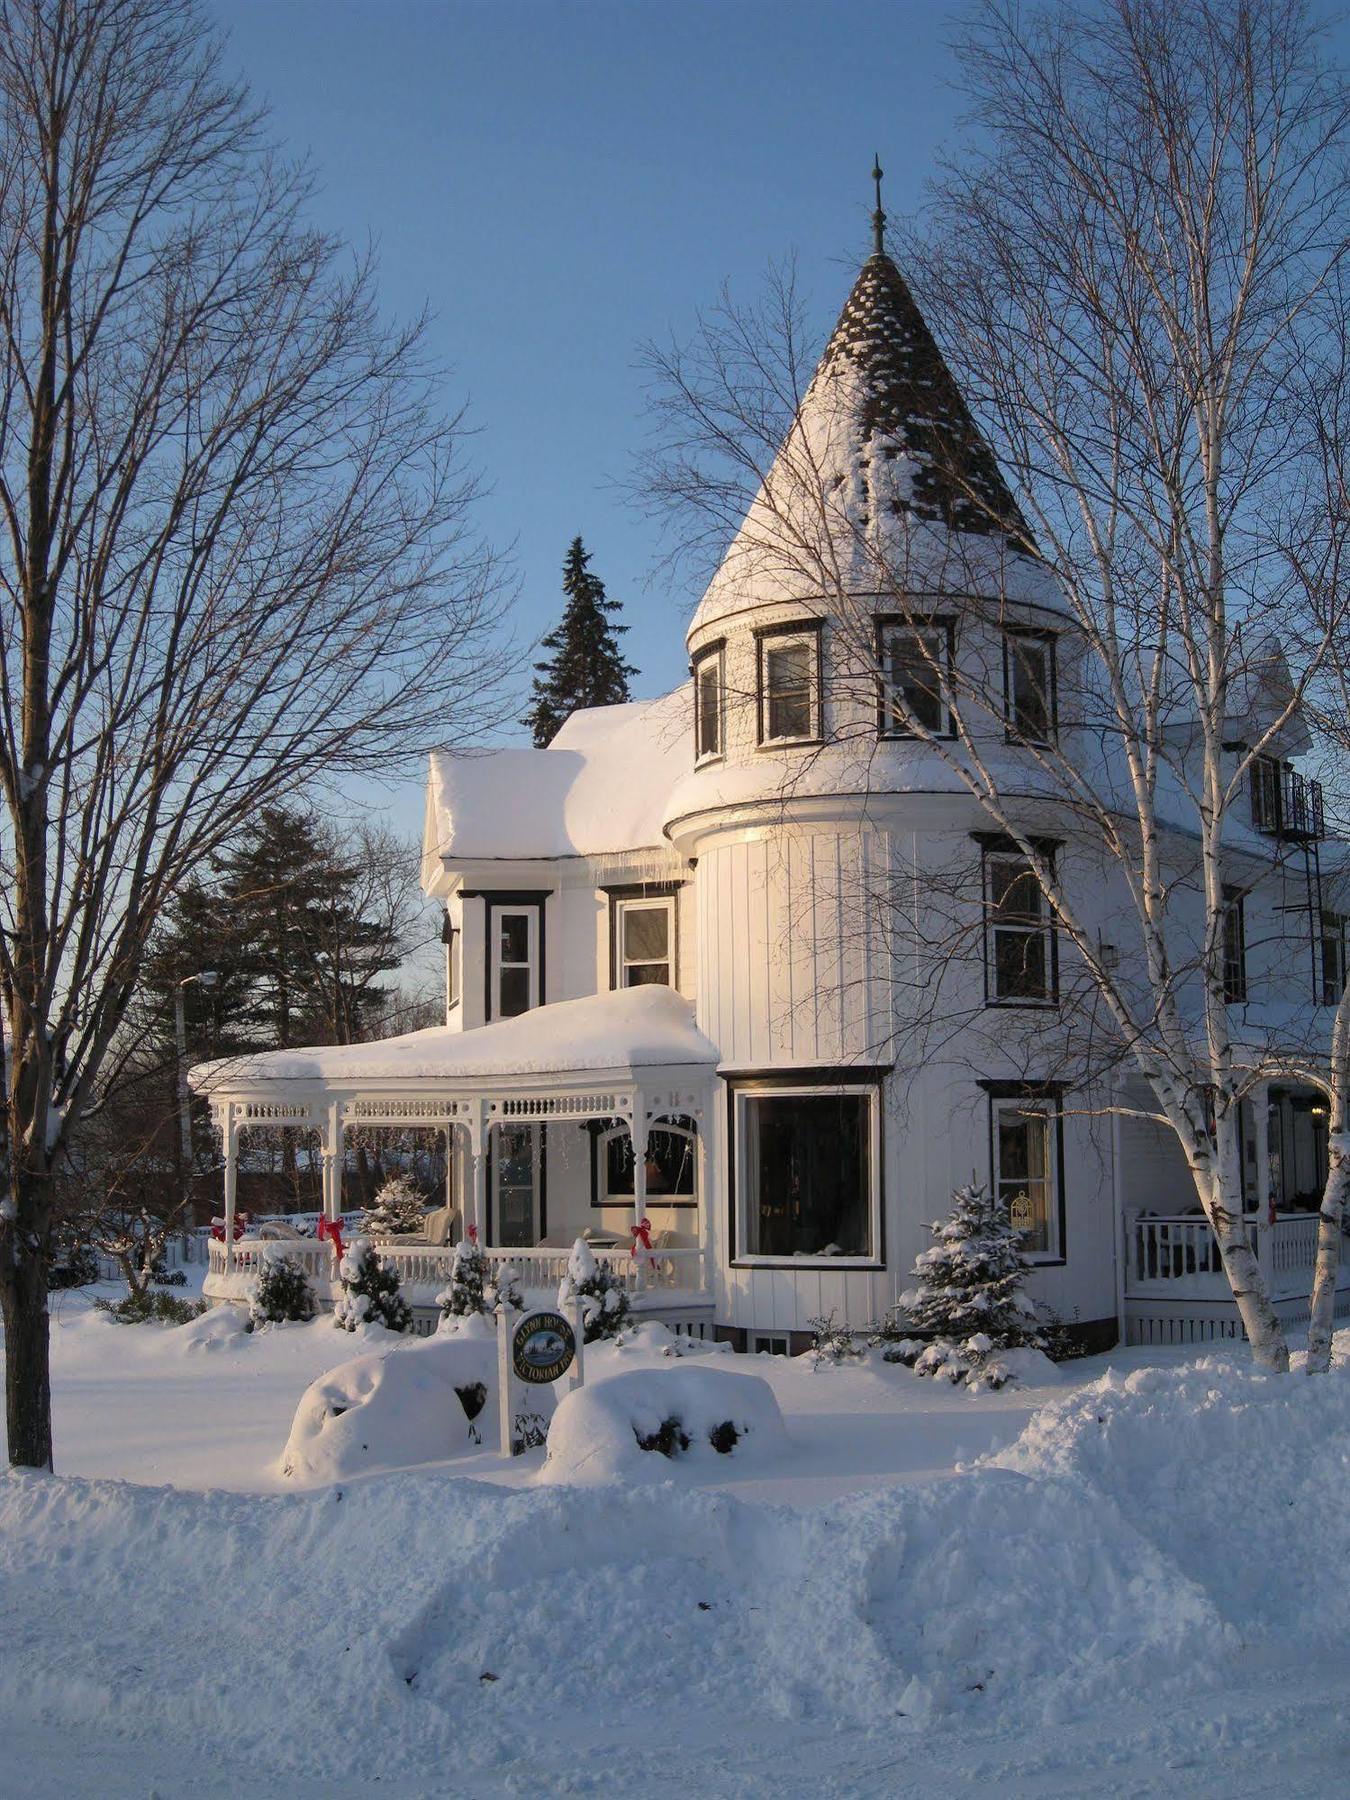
top-left (897, 1182), bottom-right (1044, 1348)
top-left (436, 1236), bottom-right (490, 1320)
top-left (525, 537), bottom-right (637, 747)
top-left (334, 1238), bottom-right (412, 1334)
top-left (557, 1238), bottom-right (631, 1342)
top-left (250, 1254), bottom-right (316, 1325)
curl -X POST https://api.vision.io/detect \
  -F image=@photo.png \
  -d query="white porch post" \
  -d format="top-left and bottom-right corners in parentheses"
top-left (469, 1102), bottom-right (487, 1241)
top-left (695, 1097), bottom-right (712, 1298)
top-left (324, 1102), bottom-right (343, 1224)
top-left (1252, 1081), bottom-right (1272, 1224)
top-left (630, 1090), bottom-right (649, 1290)
top-left (223, 1103), bottom-right (239, 1273)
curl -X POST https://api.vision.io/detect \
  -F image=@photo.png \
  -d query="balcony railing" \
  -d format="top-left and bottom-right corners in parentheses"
top-left (1250, 758), bottom-right (1324, 841)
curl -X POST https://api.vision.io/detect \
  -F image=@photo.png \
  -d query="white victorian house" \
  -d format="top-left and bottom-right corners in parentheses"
top-left (194, 235), bottom-right (1349, 1352)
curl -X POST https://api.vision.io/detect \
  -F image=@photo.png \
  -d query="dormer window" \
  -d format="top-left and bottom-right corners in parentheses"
top-left (693, 643), bottom-right (724, 763)
top-left (877, 616), bottom-right (954, 737)
top-left (757, 622), bottom-right (822, 747)
top-left (1004, 629), bottom-right (1056, 745)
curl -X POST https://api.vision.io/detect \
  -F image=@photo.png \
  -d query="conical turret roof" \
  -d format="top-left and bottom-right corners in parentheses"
top-left (688, 249), bottom-right (1059, 639)
top-left (817, 252), bottom-right (1032, 545)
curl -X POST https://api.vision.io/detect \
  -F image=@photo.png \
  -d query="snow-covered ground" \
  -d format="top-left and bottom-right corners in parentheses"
top-left (4, 1284), bottom-right (1350, 1797)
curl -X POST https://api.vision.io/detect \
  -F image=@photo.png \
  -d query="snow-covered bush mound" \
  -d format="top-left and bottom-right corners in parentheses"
top-left (171, 1304), bottom-right (254, 1353)
top-left (281, 1315), bottom-right (531, 1482)
top-left (542, 1367), bottom-right (787, 1485)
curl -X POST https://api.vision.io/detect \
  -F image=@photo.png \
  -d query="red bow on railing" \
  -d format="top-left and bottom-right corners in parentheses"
top-left (467, 1222), bottom-right (478, 1244)
top-left (630, 1217), bottom-right (654, 1260)
top-left (317, 1215), bottom-right (346, 1262)
top-left (209, 1213), bottom-right (248, 1242)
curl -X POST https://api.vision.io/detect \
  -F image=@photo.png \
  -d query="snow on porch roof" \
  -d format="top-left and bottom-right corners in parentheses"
top-left (188, 986), bottom-right (719, 1095)
top-left (423, 686), bottom-right (692, 867)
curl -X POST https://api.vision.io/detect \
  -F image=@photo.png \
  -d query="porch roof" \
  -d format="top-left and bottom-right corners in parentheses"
top-left (188, 986), bottom-right (720, 1103)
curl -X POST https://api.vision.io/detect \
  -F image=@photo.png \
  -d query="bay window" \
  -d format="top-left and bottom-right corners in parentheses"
top-left (615, 896), bottom-right (674, 988)
top-left (734, 1080), bottom-right (881, 1263)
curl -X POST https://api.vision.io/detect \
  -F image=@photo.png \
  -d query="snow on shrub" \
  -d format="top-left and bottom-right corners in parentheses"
top-left (249, 1252), bottom-right (315, 1326)
top-left (361, 1172), bottom-right (427, 1238)
top-left (557, 1238), bottom-right (630, 1342)
top-left (334, 1237), bottom-right (412, 1335)
top-left (435, 1236), bottom-right (489, 1323)
top-left (281, 1315), bottom-right (529, 1482)
top-left (882, 1181), bottom-right (1045, 1388)
top-left (541, 1367), bottom-right (787, 1485)
top-left (488, 1260), bottom-right (524, 1312)
top-left (808, 1311), bottom-right (865, 1365)
top-left (95, 1289), bottom-right (207, 1326)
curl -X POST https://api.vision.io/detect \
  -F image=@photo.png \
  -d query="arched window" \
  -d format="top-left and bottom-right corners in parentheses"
top-left (591, 1115), bottom-right (697, 1208)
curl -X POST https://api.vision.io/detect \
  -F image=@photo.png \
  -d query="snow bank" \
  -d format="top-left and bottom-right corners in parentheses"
top-left (9, 1356), bottom-right (1350, 1790)
top-left (281, 1316), bottom-right (535, 1482)
top-left (542, 1367), bottom-right (787, 1485)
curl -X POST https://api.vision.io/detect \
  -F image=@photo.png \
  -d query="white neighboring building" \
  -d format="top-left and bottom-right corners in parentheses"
top-left (195, 240), bottom-right (1348, 1351)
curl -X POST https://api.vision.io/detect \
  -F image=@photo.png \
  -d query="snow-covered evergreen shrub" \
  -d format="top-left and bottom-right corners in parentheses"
top-left (250, 1254), bottom-right (316, 1325)
top-left (885, 1182), bottom-right (1044, 1387)
top-left (334, 1238), bottom-right (412, 1334)
top-left (557, 1238), bottom-right (630, 1342)
top-left (95, 1290), bottom-right (207, 1326)
top-left (488, 1261), bottom-right (524, 1312)
top-left (361, 1173), bottom-right (426, 1238)
top-left (808, 1311), bottom-right (864, 1366)
top-left (435, 1236), bottom-right (490, 1321)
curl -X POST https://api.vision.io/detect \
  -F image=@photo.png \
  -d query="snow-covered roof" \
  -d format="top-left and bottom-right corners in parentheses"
top-left (689, 251), bottom-right (1068, 640)
top-left (422, 687), bottom-right (691, 870)
top-left (189, 986), bottom-right (719, 1093)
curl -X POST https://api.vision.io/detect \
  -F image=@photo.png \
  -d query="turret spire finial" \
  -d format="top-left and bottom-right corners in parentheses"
top-left (871, 155), bottom-right (885, 257)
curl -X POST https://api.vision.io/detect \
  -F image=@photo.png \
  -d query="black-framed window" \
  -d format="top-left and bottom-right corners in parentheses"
top-left (1222, 884), bottom-right (1247, 1005)
top-left (1321, 911), bottom-right (1347, 1007)
top-left (693, 643), bottom-right (725, 763)
top-left (984, 851), bottom-right (1057, 1004)
top-left (1004, 630), bottom-right (1057, 745)
top-left (592, 1116), bottom-right (697, 1208)
top-left (756, 622), bottom-right (822, 746)
top-left (991, 1092), bottom-right (1064, 1262)
top-left (734, 1083), bottom-right (879, 1262)
top-left (491, 906), bottom-right (539, 1019)
top-left (615, 896), bottom-right (674, 987)
top-left (877, 616), bottom-right (954, 737)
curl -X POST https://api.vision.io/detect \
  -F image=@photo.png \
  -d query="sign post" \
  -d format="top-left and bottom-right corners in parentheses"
top-left (496, 1306), bottom-right (578, 1456)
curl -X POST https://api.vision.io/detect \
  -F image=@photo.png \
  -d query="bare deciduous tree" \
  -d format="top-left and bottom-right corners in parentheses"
top-left (0, 0), bottom-right (514, 1468)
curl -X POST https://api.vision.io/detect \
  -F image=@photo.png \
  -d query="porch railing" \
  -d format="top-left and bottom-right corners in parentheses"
top-left (1126, 1211), bottom-right (1331, 1303)
top-left (207, 1237), bottom-right (707, 1297)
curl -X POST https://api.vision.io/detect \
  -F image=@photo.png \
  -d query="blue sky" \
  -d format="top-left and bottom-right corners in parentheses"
top-left (210, 0), bottom-right (970, 838)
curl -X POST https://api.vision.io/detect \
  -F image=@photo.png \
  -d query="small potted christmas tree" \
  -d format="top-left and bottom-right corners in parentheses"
top-left (361, 1172), bottom-right (427, 1239)
top-left (334, 1237), bottom-right (412, 1334)
top-left (885, 1182), bottom-right (1044, 1389)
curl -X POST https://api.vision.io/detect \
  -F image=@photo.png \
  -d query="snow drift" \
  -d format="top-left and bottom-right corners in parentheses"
top-left (542, 1366), bottom-right (787, 1484)
top-left (280, 1315), bottom-right (535, 1482)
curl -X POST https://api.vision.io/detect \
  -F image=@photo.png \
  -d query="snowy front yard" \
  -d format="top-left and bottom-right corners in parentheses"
top-left (5, 1289), bottom-right (1350, 1797)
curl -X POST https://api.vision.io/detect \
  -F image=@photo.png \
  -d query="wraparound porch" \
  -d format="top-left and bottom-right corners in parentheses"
top-left (189, 988), bottom-right (722, 1322)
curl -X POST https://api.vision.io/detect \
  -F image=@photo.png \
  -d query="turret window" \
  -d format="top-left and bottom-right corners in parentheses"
top-left (693, 643), bottom-right (724, 762)
top-left (1004, 629), bottom-right (1057, 745)
top-left (756, 622), bottom-right (822, 746)
top-left (877, 616), bottom-right (954, 737)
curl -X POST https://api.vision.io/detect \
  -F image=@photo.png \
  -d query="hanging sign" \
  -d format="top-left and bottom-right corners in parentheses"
top-left (1009, 1192), bottom-right (1035, 1233)
top-left (512, 1310), bottom-right (576, 1385)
